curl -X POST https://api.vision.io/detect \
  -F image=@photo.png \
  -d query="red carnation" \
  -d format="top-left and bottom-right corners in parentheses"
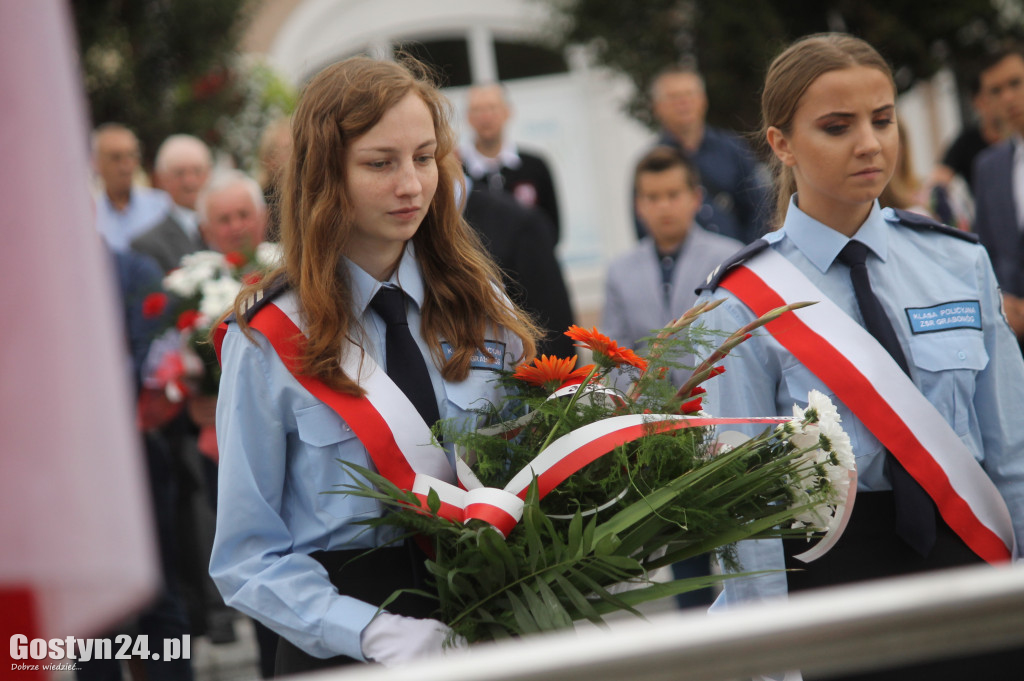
top-left (678, 398), bottom-right (702, 413)
top-left (176, 309), bottom-right (202, 331)
top-left (224, 251), bottom-right (247, 268)
top-left (679, 386), bottom-right (706, 414)
top-left (141, 292), bottom-right (167, 319)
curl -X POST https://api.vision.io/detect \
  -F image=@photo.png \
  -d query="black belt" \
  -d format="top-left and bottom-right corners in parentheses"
top-left (274, 541), bottom-right (437, 676)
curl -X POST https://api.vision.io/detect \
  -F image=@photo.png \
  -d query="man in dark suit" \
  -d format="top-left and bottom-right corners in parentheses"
top-left (636, 66), bottom-right (770, 244)
top-left (463, 182), bottom-right (576, 359)
top-left (972, 46), bottom-right (1024, 345)
top-left (132, 134), bottom-right (212, 272)
top-left (461, 84), bottom-right (562, 244)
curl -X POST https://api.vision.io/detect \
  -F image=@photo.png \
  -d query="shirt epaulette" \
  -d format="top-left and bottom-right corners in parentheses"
top-left (233, 277), bottom-right (290, 324)
top-left (884, 207), bottom-right (979, 244)
top-left (696, 238), bottom-right (770, 293)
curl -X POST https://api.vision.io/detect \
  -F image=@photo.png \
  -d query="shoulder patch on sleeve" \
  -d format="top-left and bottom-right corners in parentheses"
top-left (696, 238), bottom-right (771, 293)
top-left (240, 277), bottom-right (291, 323)
top-left (885, 207), bottom-right (979, 244)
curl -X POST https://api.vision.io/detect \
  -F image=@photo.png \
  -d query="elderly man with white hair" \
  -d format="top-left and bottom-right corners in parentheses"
top-left (195, 169), bottom-right (268, 255)
top-left (132, 134), bottom-right (213, 271)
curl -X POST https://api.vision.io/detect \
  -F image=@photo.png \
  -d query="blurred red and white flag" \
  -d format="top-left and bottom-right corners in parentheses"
top-left (0, 0), bottom-right (159, 663)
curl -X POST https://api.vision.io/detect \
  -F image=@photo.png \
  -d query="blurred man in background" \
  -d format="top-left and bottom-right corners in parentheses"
top-left (641, 66), bottom-right (769, 244)
top-left (462, 83), bottom-right (562, 244)
top-left (132, 134), bottom-right (213, 272)
top-left (93, 123), bottom-right (171, 251)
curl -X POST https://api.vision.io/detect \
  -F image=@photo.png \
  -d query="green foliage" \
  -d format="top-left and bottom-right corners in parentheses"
top-left (72, 0), bottom-right (296, 171)
top-left (548, 0), bottom-right (1024, 134)
top-left (336, 414), bottom-right (832, 643)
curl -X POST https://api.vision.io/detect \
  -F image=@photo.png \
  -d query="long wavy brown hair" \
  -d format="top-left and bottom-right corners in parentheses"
top-left (228, 56), bottom-right (538, 394)
top-left (761, 33), bottom-right (896, 229)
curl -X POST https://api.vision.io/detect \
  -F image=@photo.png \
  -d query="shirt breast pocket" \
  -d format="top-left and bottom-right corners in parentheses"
top-left (906, 332), bottom-right (988, 438)
top-left (443, 370), bottom-right (503, 428)
top-left (294, 403), bottom-right (381, 521)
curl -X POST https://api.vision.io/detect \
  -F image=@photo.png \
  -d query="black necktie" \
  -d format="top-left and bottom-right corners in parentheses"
top-left (837, 240), bottom-right (936, 555)
top-left (370, 286), bottom-right (440, 427)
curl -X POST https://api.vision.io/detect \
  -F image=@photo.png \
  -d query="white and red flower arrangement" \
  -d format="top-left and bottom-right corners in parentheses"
top-left (139, 245), bottom-right (282, 449)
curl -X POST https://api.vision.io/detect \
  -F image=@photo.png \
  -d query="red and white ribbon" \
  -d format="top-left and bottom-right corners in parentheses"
top-left (721, 249), bottom-right (1016, 563)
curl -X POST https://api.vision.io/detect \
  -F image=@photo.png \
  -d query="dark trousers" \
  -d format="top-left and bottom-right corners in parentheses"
top-left (76, 434), bottom-right (194, 681)
top-left (670, 555), bottom-right (715, 609)
top-left (273, 542), bottom-right (436, 676)
top-left (782, 491), bottom-right (1024, 680)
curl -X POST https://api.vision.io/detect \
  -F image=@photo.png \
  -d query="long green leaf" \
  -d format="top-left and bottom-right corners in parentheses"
top-left (507, 591), bottom-right (541, 634)
top-left (552, 573), bottom-right (604, 624)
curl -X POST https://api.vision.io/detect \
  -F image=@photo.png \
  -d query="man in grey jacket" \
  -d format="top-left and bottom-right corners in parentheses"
top-left (604, 145), bottom-right (742, 385)
top-left (132, 134), bottom-right (212, 272)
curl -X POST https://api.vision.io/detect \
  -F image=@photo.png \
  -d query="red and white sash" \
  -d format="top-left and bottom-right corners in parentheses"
top-left (720, 248), bottom-right (1016, 563)
top-left (215, 292), bottom-right (790, 537)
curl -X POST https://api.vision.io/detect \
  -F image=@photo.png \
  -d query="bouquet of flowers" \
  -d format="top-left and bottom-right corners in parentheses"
top-left (336, 301), bottom-right (855, 643)
top-left (140, 244), bottom-right (282, 442)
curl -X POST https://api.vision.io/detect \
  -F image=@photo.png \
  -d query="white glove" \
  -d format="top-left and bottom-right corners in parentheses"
top-left (360, 612), bottom-right (466, 667)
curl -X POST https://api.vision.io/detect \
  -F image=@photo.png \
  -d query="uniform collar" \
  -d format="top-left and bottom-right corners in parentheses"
top-left (782, 195), bottom-right (889, 273)
top-left (347, 241), bottom-right (425, 316)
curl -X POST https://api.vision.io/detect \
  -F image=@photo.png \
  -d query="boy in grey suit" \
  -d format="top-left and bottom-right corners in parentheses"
top-left (603, 146), bottom-right (742, 386)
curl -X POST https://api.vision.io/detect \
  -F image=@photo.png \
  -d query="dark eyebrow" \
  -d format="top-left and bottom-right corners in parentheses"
top-left (815, 103), bottom-right (895, 122)
top-left (355, 139), bottom-right (437, 154)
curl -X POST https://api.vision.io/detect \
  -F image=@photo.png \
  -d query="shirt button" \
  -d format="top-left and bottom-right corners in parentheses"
top-left (957, 350), bottom-right (967, 361)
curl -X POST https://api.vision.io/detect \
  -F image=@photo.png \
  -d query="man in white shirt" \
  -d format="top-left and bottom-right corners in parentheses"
top-left (461, 84), bottom-right (562, 243)
top-left (92, 123), bottom-right (170, 251)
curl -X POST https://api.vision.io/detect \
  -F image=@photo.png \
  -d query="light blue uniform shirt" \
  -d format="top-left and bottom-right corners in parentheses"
top-left (95, 186), bottom-right (171, 252)
top-left (210, 244), bottom-right (522, 660)
top-left (695, 197), bottom-right (1024, 606)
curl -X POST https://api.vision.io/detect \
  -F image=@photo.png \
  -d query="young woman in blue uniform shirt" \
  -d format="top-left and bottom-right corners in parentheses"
top-left (696, 34), bottom-right (1024, 679)
top-left (209, 57), bottom-right (538, 674)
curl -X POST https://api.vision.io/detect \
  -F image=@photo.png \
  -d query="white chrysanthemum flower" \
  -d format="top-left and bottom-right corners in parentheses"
top-left (789, 488), bottom-right (831, 530)
top-left (163, 267), bottom-right (198, 297)
top-left (806, 389), bottom-right (841, 430)
top-left (164, 250), bottom-right (231, 296)
top-left (255, 241), bottom-right (284, 267)
top-left (788, 414), bottom-right (820, 451)
top-left (199, 277), bottom-right (242, 319)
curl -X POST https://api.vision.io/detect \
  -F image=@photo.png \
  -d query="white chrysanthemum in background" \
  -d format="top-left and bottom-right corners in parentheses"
top-left (163, 250), bottom-right (231, 297)
top-left (199, 277), bottom-right (242, 319)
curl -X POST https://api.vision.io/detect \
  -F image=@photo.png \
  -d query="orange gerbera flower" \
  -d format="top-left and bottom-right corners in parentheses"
top-left (564, 325), bottom-right (648, 371)
top-left (513, 354), bottom-right (595, 392)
